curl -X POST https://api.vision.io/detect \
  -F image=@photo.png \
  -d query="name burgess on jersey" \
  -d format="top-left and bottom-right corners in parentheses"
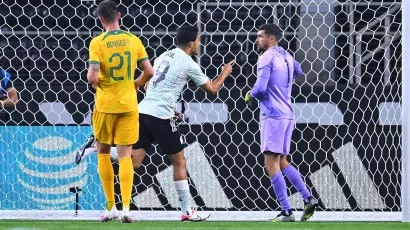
top-left (106, 39), bottom-right (130, 48)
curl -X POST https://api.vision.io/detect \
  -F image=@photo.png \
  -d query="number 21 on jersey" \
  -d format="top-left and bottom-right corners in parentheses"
top-left (109, 51), bottom-right (131, 81)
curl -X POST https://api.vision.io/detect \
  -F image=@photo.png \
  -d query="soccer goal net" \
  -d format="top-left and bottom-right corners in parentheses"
top-left (0, 0), bottom-right (405, 221)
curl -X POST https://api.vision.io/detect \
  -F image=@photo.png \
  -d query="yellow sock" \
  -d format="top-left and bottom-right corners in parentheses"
top-left (97, 154), bottom-right (115, 211)
top-left (119, 157), bottom-right (134, 209)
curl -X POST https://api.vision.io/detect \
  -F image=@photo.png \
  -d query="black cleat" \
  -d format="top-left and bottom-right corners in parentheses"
top-left (301, 197), bottom-right (319, 221)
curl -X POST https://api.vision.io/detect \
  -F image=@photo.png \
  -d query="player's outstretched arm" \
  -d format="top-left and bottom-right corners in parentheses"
top-left (200, 60), bottom-right (234, 95)
top-left (134, 60), bottom-right (154, 89)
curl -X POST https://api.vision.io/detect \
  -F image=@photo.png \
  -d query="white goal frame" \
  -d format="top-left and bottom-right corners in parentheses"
top-left (401, 0), bottom-right (410, 223)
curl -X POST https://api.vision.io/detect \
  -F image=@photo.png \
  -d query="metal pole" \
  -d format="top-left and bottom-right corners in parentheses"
top-left (348, 3), bottom-right (355, 84)
top-left (355, 34), bottom-right (362, 84)
top-left (402, 0), bottom-right (410, 223)
top-left (75, 192), bottom-right (79, 217)
top-left (384, 15), bottom-right (391, 85)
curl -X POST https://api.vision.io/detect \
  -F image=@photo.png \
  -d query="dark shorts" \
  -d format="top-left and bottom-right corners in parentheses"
top-left (132, 113), bottom-right (185, 155)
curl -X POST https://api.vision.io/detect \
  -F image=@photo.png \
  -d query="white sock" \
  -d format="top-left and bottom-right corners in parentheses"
top-left (83, 147), bottom-right (96, 157)
top-left (174, 180), bottom-right (191, 215)
top-left (110, 147), bottom-right (118, 160)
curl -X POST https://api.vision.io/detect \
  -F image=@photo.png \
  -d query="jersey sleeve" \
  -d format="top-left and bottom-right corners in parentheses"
top-left (135, 37), bottom-right (149, 67)
top-left (251, 64), bottom-right (271, 99)
top-left (88, 38), bottom-right (100, 65)
top-left (187, 62), bottom-right (209, 87)
top-left (251, 53), bottom-right (273, 99)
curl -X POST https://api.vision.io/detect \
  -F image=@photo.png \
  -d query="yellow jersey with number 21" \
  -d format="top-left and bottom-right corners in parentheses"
top-left (88, 30), bottom-right (148, 113)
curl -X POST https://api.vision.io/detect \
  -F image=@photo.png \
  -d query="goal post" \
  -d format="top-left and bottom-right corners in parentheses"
top-left (401, 0), bottom-right (410, 223)
top-left (0, 0), bottom-right (405, 221)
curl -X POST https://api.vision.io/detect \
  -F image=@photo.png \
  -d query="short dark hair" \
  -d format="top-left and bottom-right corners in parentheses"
top-left (97, 0), bottom-right (118, 23)
top-left (258, 24), bottom-right (282, 42)
top-left (176, 25), bottom-right (199, 46)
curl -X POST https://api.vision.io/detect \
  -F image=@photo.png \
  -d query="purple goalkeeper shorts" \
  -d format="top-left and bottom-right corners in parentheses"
top-left (260, 118), bottom-right (294, 155)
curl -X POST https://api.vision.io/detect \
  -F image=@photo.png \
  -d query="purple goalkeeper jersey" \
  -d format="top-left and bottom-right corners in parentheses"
top-left (250, 46), bottom-right (303, 120)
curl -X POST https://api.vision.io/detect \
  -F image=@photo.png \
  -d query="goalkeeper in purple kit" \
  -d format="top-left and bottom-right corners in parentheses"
top-left (244, 24), bottom-right (318, 222)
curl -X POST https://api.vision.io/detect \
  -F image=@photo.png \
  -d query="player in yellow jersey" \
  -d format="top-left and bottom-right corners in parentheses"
top-left (87, 0), bottom-right (154, 223)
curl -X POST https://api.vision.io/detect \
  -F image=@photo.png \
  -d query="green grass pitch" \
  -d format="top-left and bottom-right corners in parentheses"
top-left (0, 221), bottom-right (409, 230)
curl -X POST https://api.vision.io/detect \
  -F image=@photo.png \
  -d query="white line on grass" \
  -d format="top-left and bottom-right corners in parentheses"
top-left (3, 226), bottom-right (314, 230)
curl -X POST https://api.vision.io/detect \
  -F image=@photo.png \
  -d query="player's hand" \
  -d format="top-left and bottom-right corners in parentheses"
top-left (244, 90), bottom-right (252, 103)
top-left (221, 60), bottom-right (235, 76)
top-left (174, 110), bottom-right (184, 121)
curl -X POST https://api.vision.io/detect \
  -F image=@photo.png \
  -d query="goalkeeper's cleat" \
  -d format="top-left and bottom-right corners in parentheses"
top-left (271, 210), bottom-right (295, 222)
top-left (181, 210), bottom-right (211, 222)
top-left (75, 135), bottom-right (96, 164)
top-left (301, 197), bottom-right (319, 222)
top-left (120, 206), bottom-right (133, 223)
top-left (100, 206), bottom-right (119, 222)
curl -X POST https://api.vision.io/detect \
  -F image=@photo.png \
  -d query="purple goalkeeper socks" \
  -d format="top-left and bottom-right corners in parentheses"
top-left (283, 165), bottom-right (311, 202)
top-left (271, 171), bottom-right (292, 211)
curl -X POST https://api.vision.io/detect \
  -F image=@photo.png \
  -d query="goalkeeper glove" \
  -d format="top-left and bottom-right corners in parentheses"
top-left (244, 90), bottom-right (254, 106)
top-left (244, 90), bottom-right (252, 102)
